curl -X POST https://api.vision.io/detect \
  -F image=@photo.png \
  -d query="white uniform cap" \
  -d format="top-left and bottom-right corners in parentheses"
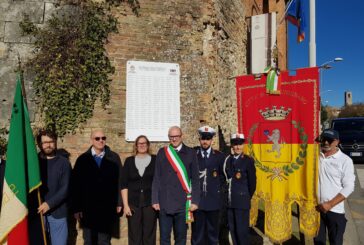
top-left (198, 125), bottom-right (216, 136)
top-left (230, 133), bottom-right (245, 140)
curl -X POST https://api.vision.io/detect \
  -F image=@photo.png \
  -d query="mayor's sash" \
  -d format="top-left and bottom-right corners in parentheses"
top-left (164, 145), bottom-right (193, 223)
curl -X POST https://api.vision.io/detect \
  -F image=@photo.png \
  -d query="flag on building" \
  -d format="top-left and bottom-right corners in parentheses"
top-left (286, 0), bottom-right (305, 42)
top-left (0, 76), bottom-right (42, 244)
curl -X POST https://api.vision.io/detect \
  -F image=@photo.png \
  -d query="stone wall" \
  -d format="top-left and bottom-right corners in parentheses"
top-left (54, 0), bottom-right (251, 162)
top-left (0, 0), bottom-right (287, 163)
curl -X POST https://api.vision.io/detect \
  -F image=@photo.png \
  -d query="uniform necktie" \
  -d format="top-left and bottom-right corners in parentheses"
top-left (203, 150), bottom-right (208, 159)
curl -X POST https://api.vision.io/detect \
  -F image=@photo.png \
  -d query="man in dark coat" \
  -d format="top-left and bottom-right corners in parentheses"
top-left (152, 126), bottom-right (200, 245)
top-left (192, 126), bottom-right (226, 245)
top-left (223, 133), bottom-right (256, 245)
top-left (36, 129), bottom-right (72, 245)
top-left (71, 129), bottom-right (122, 245)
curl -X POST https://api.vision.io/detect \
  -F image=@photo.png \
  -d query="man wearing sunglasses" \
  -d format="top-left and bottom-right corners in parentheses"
top-left (191, 126), bottom-right (226, 245)
top-left (71, 129), bottom-right (122, 245)
top-left (314, 129), bottom-right (355, 245)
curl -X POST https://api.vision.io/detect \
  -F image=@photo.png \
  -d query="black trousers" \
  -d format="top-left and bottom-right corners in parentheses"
top-left (314, 211), bottom-right (347, 245)
top-left (83, 228), bottom-right (111, 245)
top-left (127, 205), bottom-right (157, 245)
top-left (191, 210), bottom-right (220, 245)
top-left (227, 208), bottom-right (250, 245)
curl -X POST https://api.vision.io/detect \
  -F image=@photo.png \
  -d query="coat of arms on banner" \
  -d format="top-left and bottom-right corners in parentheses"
top-left (236, 67), bottom-right (320, 243)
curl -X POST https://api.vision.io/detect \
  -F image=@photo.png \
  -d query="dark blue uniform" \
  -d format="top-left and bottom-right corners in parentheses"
top-left (224, 154), bottom-right (256, 245)
top-left (192, 148), bottom-right (226, 245)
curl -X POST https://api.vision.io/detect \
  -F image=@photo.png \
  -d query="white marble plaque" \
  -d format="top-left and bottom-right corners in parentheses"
top-left (125, 61), bottom-right (180, 141)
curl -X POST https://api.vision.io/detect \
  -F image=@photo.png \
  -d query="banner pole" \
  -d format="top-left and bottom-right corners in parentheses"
top-left (37, 189), bottom-right (48, 245)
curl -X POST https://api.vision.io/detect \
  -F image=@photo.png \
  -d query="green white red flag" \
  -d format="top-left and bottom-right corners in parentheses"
top-left (0, 76), bottom-right (42, 244)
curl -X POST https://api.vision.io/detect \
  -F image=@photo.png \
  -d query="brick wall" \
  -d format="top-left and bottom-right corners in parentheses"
top-left (0, 0), bottom-right (287, 163)
top-left (54, 0), bottom-right (250, 163)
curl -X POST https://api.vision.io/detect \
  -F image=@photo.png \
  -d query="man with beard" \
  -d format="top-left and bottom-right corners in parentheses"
top-left (71, 129), bottom-right (122, 245)
top-left (314, 129), bottom-right (355, 245)
top-left (191, 126), bottom-right (226, 245)
top-left (36, 129), bottom-right (72, 245)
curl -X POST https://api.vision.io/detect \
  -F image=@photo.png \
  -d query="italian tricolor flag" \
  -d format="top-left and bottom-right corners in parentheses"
top-left (0, 77), bottom-right (42, 244)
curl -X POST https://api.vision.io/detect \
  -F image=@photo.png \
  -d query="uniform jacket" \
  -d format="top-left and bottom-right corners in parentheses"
top-left (195, 148), bottom-right (226, 211)
top-left (120, 155), bottom-right (156, 207)
top-left (152, 144), bottom-right (200, 214)
top-left (224, 154), bottom-right (256, 209)
top-left (71, 145), bottom-right (122, 233)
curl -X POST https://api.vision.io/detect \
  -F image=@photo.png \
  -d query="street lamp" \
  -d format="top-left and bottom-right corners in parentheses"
top-left (319, 57), bottom-right (343, 92)
top-left (319, 57), bottom-right (344, 69)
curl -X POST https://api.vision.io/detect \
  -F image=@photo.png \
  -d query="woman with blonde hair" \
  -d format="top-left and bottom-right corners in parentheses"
top-left (121, 135), bottom-right (157, 245)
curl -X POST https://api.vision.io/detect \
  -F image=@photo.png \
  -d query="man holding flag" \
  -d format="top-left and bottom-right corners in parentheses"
top-left (152, 126), bottom-right (200, 245)
top-left (0, 76), bottom-right (46, 245)
top-left (36, 129), bottom-right (71, 245)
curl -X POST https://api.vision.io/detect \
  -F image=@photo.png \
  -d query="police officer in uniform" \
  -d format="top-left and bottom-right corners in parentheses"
top-left (192, 126), bottom-right (226, 245)
top-left (223, 133), bottom-right (256, 245)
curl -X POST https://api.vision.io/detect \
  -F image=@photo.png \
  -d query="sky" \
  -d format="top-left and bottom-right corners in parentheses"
top-left (287, 0), bottom-right (364, 108)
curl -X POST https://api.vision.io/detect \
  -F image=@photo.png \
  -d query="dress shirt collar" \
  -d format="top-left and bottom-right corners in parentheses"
top-left (174, 144), bottom-right (183, 152)
top-left (91, 147), bottom-right (105, 158)
top-left (200, 147), bottom-right (212, 158)
top-left (320, 148), bottom-right (341, 159)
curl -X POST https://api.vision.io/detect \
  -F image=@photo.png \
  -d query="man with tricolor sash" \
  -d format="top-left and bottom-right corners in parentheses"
top-left (152, 126), bottom-right (200, 245)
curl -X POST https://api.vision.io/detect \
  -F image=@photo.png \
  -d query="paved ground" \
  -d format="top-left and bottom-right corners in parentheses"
top-left (69, 163), bottom-right (364, 245)
top-left (345, 163), bottom-right (364, 245)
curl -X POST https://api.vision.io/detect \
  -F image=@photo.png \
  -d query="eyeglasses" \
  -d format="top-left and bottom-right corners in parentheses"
top-left (42, 140), bottom-right (55, 145)
top-left (168, 135), bottom-right (181, 140)
top-left (94, 136), bottom-right (107, 141)
top-left (320, 138), bottom-right (334, 144)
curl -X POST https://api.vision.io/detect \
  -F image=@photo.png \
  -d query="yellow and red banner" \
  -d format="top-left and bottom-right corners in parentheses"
top-left (236, 67), bottom-right (320, 243)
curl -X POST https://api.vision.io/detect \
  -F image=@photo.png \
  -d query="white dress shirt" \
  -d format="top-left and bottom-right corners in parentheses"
top-left (200, 147), bottom-right (212, 158)
top-left (318, 149), bottom-right (355, 214)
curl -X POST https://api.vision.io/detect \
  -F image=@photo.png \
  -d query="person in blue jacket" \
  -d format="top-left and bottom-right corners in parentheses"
top-left (223, 133), bottom-right (256, 245)
top-left (191, 125), bottom-right (226, 245)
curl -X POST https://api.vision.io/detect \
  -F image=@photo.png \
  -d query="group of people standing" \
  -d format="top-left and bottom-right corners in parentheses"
top-left (30, 126), bottom-right (355, 245)
top-left (35, 125), bottom-right (256, 245)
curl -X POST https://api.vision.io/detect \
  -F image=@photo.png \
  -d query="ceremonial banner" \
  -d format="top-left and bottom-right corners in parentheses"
top-left (236, 67), bottom-right (320, 243)
top-left (0, 77), bottom-right (43, 244)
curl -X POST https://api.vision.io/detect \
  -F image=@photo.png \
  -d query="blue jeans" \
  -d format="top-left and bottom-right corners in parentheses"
top-left (159, 210), bottom-right (187, 245)
top-left (46, 215), bottom-right (68, 245)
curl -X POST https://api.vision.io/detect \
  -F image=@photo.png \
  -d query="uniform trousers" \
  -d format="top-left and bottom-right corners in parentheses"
top-left (191, 210), bottom-right (219, 245)
top-left (227, 208), bottom-right (250, 245)
top-left (314, 211), bottom-right (347, 245)
top-left (127, 205), bottom-right (157, 245)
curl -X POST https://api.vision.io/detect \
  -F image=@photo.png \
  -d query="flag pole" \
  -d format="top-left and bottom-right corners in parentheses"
top-left (17, 69), bottom-right (48, 245)
top-left (37, 190), bottom-right (48, 245)
top-left (309, 0), bottom-right (316, 67)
